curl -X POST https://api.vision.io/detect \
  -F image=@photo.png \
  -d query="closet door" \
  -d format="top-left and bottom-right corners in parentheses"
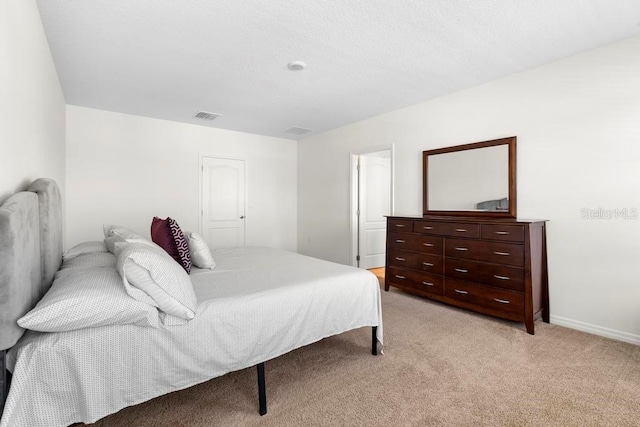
top-left (201, 157), bottom-right (246, 249)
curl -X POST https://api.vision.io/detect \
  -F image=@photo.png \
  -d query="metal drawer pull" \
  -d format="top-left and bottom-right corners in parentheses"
top-left (422, 281), bottom-right (434, 286)
top-left (395, 257), bottom-right (405, 261)
top-left (455, 247), bottom-right (468, 251)
top-left (493, 251), bottom-right (510, 256)
top-left (455, 268), bottom-right (468, 273)
top-left (422, 243), bottom-right (434, 247)
top-left (395, 275), bottom-right (405, 279)
top-left (494, 298), bottom-right (510, 304)
top-left (423, 262), bottom-right (434, 267)
top-left (455, 228), bottom-right (467, 232)
top-left (396, 239), bottom-right (406, 243)
top-left (454, 289), bottom-right (468, 294)
top-left (423, 226), bottom-right (433, 230)
top-left (395, 224), bottom-right (405, 227)
top-left (494, 231), bottom-right (509, 235)
top-left (494, 275), bottom-right (510, 280)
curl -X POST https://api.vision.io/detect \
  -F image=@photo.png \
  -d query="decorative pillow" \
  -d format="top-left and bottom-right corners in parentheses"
top-left (17, 267), bottom-right (161, 332)
top-left (115, 242), bottom-right (197, 321)
top-left (60, 252), bottom-right (116, 270)
top-left (62, 241), bottom-right (108, 260)
top-left (186, 231), bottom-right (216, 269)
top-left (151, 217), bottom-right (179, 260)
top-left (151, 217), bottom-right (191, 273)
top-left (168, 218), bottom-right (191, 273)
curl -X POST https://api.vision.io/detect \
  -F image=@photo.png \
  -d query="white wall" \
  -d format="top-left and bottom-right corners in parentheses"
top-left (0, 0), bottom-right (65, 204)
top-left (66, 106), bottom-right (297, 252)
top-left (298, 35), bottom-right (640, 344)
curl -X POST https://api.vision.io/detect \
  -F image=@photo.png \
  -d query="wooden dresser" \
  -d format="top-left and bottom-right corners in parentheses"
top-left (385, 216), bottom-right (548, 334)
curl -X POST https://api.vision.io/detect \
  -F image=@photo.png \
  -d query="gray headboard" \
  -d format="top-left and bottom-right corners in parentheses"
top-left (0, 179), bottom-right (62, 351)
top-left (28, 179), bottom-right (63, 291)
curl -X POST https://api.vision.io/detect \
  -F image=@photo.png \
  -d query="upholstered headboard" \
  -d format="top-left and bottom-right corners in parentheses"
top-left (0, 179), bottom-right (62, 351)
top-left (28, 179), bottom-right (63, 291)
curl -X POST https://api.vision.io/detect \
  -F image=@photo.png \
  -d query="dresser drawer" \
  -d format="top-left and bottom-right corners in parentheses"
top-left (444, 259), bottom-right (524, 291)
top-left (445, 279), bottom-right (524, 316)
top-left (414, 221), bottom-right (480, 238)
top-left (388, 249), bottom-right (443, 274)
top-left (481, 224), bottom-right (525, 242)
top-left (388, 218), bottom-right (413, 233)
top-left (387, 267), bottom-right (443, 295)
top-left (445, 238), bottom-right (524, 267)
top-left (388, 232), bottom-right (442, 255)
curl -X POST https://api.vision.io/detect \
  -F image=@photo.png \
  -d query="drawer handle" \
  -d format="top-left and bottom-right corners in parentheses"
top-left (494, 231), bottom-right (510, 235)
top-left (493, 251), bottom-right (510, 256)
top-left (454, 247), bottom-right (468, 251)
top-left (494, 298), bottom-right (510, 304)
top-left (455, 268), bottom-right (468, 273)
top-left (422, 281), bottom-right (434, 286)
top-left (395, 224), bottom-right (405, 227)
top-left (396, 239), bottom-right (406, 243)
top-left (455, 228), bottom-right (467, 232)
top-left (423, 262), bottom-right (434, 267)
top-left (395, 275), bottom-right (405, 279)
top-left (494, 275), bottom-right (510, 280)
top-left (422, 243), bottom-right (434, 247)
top-left (423, 226), bottom-right (433, 230)
top-left (395, 257), bottom-right (406, 261)
top-left (454, 289), bottom-right (468, 295)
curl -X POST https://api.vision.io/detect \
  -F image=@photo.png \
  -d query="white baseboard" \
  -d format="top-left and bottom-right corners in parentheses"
top-left (550, 315), bottom-right (640, 346)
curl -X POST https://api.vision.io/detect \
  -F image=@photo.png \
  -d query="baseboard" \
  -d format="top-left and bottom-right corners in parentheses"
top-left (550, 315), bottom-right (640, 346)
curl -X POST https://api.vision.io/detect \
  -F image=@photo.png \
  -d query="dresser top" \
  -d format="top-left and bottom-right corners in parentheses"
top-left (387, 215), bottom-right (547, 224)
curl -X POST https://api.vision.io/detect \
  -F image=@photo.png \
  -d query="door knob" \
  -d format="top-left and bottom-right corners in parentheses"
top-left (240, 216), bottom-right (245, 219)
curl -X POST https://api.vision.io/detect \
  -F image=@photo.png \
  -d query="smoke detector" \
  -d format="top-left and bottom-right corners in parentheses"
top-left (287, 61), bottom-right (306, 71)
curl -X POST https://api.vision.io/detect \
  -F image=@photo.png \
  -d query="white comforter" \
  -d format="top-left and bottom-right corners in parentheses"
top-left (1, 247), bottom-right (383, 427)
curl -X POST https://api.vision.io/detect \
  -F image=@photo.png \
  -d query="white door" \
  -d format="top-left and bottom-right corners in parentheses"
top-left (201, 157), bottom-right (246, 249)
top-left (358, 152), bottom-right (391, 269)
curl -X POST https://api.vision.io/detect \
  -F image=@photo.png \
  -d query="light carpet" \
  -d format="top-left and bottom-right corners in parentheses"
top-left (87, 287), bottom-right (640, 426)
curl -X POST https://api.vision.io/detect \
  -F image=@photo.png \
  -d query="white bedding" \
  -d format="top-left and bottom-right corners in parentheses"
top-left (1, 247), bottom-right (383, 427)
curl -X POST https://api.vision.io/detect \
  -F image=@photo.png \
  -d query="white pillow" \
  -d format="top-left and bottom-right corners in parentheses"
top-left (103, 224), bottom-right (148, 241)
top-left (104, 235), bottom-right (126, 254)
top-left (18, 267), bottom-right (161, 332)
top-left (60, 252), bottom-right (116, 270)
top-left (186, 232), bottom-right (216, 270)
top-left (115, 242), bottom-right (198, 321)
top-left (62, 241), bottom-right (108, 260)
top-left (104, 233), bottom-right (161, 255)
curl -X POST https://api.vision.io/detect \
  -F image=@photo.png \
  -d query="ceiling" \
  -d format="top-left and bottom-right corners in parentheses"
top-left (36, 1), bottom-right (640, 140)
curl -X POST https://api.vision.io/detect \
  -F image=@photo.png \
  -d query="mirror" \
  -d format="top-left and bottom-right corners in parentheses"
top-left (423, 136), bottom-right (517, 218)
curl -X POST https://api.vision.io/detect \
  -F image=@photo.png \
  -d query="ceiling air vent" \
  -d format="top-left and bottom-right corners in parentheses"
top-left (194, 111), bottom-right (221, 120)
top-left (285, 126), bottom-right (313, 135)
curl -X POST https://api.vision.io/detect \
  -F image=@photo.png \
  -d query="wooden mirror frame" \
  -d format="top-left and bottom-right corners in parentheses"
top-left (423, 136), bottom-right (517, 218)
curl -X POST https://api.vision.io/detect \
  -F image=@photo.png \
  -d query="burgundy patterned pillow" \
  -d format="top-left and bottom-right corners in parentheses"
top-left (167, 218), bottom-right (191, 274)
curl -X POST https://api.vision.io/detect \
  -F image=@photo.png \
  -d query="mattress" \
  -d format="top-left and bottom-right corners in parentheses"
top-left (0, 246), bottom-right (382, 427)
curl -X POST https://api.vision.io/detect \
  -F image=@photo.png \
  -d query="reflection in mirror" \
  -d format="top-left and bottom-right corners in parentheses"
top-left (428, 145), bottom-right (508, 211)
top-left (423, 136), bottom-right (516, 218)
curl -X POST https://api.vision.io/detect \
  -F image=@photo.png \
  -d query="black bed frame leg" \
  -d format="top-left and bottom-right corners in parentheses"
top-left (1, 349), bottom-right (9, 417)
top-left (372, 326), bottom-right (378, 356)
top-left (257, 362), bottom-right (267, 416)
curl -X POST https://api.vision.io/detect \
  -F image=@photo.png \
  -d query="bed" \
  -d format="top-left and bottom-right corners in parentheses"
top-left (0, 179), bottom-right (383, 427)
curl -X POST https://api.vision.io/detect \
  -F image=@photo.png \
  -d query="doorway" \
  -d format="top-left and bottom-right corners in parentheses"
top-left (200, 156), bottom-right (246, 249)
top-left (350, 147), bottom-right (393, 268)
